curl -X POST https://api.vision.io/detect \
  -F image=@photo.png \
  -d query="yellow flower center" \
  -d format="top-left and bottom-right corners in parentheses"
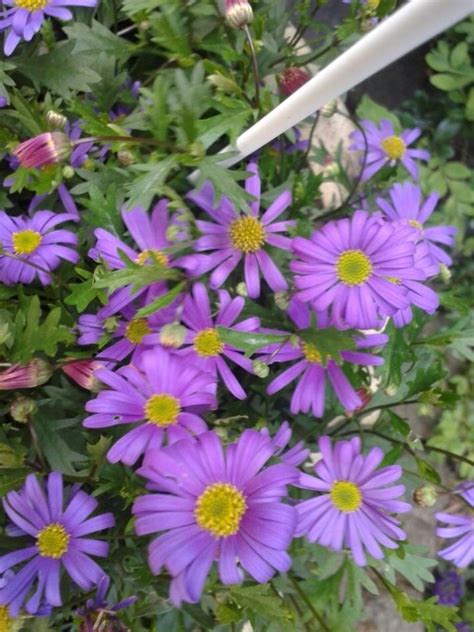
top-left (301, 342), bottom-right (322, 364)
top-left (145, 393), bottom-right (180, 426)
top-left (125, 318), bottom-right (151, 344)
top-left (135, 249), bottom-right (168, 266)
top-left (195, 483), bottom-right (247, 537)
top-left (229, 216), bottom-right (265, 253)
top-left (193, 328), bottom-right (224, 357)
top-left (366, 0), bottom-right (380, 10)
top-left (408, 219), bottom-right (423, 231)
top-left (36, 523), bottom-right (70, 559)
top-left (336, 250), bottom-right (372, 286)
top-left (380, 135), bottom-right (406, 160)
top-left (330, 481), bottom-right (362, 513)
top-left (0, 605), bottom-right (12, 632)
top-left (12, 229), bottom-right (42, 255)
top-left (15, 0), bottom-right (48, 10)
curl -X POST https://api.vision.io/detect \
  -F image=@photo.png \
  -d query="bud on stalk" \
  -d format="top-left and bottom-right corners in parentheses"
top-left (225, 0), bottom-right (253, 29)
top-left (13, 132), bottom-right (71, 169)
top-left (278, 67), bottom-right (311, 97)
top-left (0, 358), bottom-right (52, 390)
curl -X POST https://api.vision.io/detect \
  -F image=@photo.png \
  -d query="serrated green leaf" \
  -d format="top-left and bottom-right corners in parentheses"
top-left (135, 282), bottom-right (186, 318)
top-left (0, 468), bottom-right (30, 496)
top-left (386, 545), bottom-right (436, 591)
top-left (298, 326), bottom-right (357, 364)
top-left (217, 327), bottom-right (288, 354)
top-left (415, 456), bottom-right (442, 485)
top-left (125, 156), bottom-right (179, 211)
top-left (63, 20), bottom-right (131, 60)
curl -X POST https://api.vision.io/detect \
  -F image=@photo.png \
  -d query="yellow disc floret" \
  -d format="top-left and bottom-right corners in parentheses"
top-left (12, 229), bottom-right (42, 255)
top-left (408, 219), bottom-right (423, 231)
top-left (15, 0), bottom-right (48, 10)
top-left (125, 318), bottom-right (152, 344)
top-left (195, 482), bottom-right (247, 537)
top-left (0, 605), bottom-right (12, 632)
top-left (36, 523), bottom-right (70, 559)
top-left (330, 481), bottom-right (362, 513)
top-left (301, 342), bottom-right (322, 364)
top-left (380, 135), bottom-right (406, 160)
top-left (193, 328), bottom-right (224, 357)
top-left (135, 249), bottom-right (168, 266)
top-left (229, 216), bottom-right (265, 253)
top-left (336, 249), bottom-right (372, 286)
top-left (145, 393), bottom-right (180, 426)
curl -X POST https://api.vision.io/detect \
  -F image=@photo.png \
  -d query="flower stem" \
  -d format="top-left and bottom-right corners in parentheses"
top-left (243, 25), bottom-right (261, 111)
top-left (289, 576), bottom-right (330, 632)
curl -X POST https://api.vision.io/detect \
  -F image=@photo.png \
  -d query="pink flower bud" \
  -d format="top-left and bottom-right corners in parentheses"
top-left (62, 359), bottom-right (104, 392)
top-left (278, 67), bottom-right (311, 97)
top-left (0, 358), bottom-right (53, 390)
top-left (13, 132), bottom-right (71, 169)
top-left (225, 0), bottom-right (253, 29)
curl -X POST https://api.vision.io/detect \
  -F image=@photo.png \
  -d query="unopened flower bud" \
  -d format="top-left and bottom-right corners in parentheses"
top-left (278, 67), bottom-right (311, 97)
top-left (139, 20), bottom-right (150, 32)
top-left (346, 388), bottom-right (372, 416)
top-left (320, 100), bottom-right (338, 118)
top-left (13, 132), bottom-right (71, 169)
top-left (252, 360), bottom-right (269, 378)
top-left (0, 358), bottom-right (52, 390)
top-left (104, 317), bottom-right (120, 334)
top-left (413, 485), bottom-right (438, 508)
top-left (117, 149), bottom-right (135, 166)
top-left (236, 282), bottom-right (248, 297)
top-left (274, 291), bottom-right (290, 310)
top-left (385, 383), bottom-right (398, 397)
top-left (360, 18), bottom-right (375, 32)
top-left (439, 264), bottom-right (451, 283)
top-left (46, 110), bottom-right (68, 130)
top-left (10, 396), bottom-right (37, 423)
top-left (62, 165), bottom-right (75, 179)
top-left (225, 0), bottom-right (253, 29)
top-left (322, 160), bottom-right (341, 178)
top-left (62, 359), bottom-right (104, 392)
top-left (159, 323), bottom-right (187, 348)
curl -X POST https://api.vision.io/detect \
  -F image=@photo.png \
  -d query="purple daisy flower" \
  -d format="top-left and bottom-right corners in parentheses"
top-left (291, 210), bottom-right (419, 329)
top-left (376, 182), bottom-right (457, 268)
top-left (350, 119), bottom-right (430, 180)
top-left (262, 299), bottom-right (387, 416)
top-left (0, 0), bottom-right (97, 56)
top-left (0, 472), bottom-right (114, 615)
top-left (260, 420), bottom-right (309, 466)
top-left (83, 347), bottom-right (217, 465)
top-left (189, 162), bottom-right (295, 298)
top-left (132, 428), bottom-right (299, 605)
top-left (0, 210), bottom-right (78, 285)
top-left (436, 482), bottom-right (474, 568)
top-left (77, 575), bottom-right (137, 632)
top-left (433, 570), bottom-right (464, 606)
top-left (172, 282), bottom-right (260, 399)
top-left (456, 624), bottom-right (474, 632)
top-left (297, 436), bottom-right (411, 566)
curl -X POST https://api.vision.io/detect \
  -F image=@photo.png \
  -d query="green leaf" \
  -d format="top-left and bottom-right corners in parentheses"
top-left (0, 468), bottom-right (30, 496)
top-left (298, 326), bottom-right (357, 364)
top-left (450, 41), bottom-right (469, 68)
top-left (406, 361), bottom-right (446, 398)
top-left (443, 161), bottom-right (471, 180)
top-left (125, 156), bottom-right (179, 211)
top-left (135, 282), bottom-right (186, 318)
top-left (65, 269), bottom-right (106, 313)
top-left (430, 73), bottom-right (472, 92)
top-left (386, 545), bottom-right (436, 591)
top-left (196, 107), bottom-right (252, 150)
top-left (63, 20), bottom-right (131, 60)
top-left (33, 413), bottom-right (86, 475)
top-left (387, 411), bottom-right (411, 437)
top-left (355, 95), bottom-right (400, 128)
top-left (230, 585), bottom-right (293, 622)
top-left (415, 456), bottom-right (442, 485)
top-left (193, 157), bottom-right (254, 214)
top-left (217, 327), bottom-right (288, 355)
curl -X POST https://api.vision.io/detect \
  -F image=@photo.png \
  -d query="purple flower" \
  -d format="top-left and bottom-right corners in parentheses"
top-left (173, 282), bottom-right (260, 399)
top-left (436, 482), bottom-right (474, 568)
top-left (84, 348), bottom-right (217, 465)
top-left (77, 575), bottom-right (137, 631)
top-left (189, 162), bottom-right (295, 298)
top-left (262, 299), bottom-right (387, 416)
top-left (0, 0), bottom-right (97, 56)
top-left (0, 210), bottom-right (78, 285)
top-left (0, 472), bottom-right (114, 615)
top-left (456, 624), bottom-right (474, 632)
top-left (350, 119), bottom-right (430, 180)
top-left (433, 570), bottom-right (464, 606)
top-left (13, 132), bottom-right (71, 169)
top-left (376, 182), bottom-right (457, 268)
top-left (0, 95), bottom-right (8, 107)
top-left (260, 420), bottom-right (309, 466)
top-left (291, 210), bottom-right (419, 329)
top-left (297, 436), bottom-right (411, 565)
top-left (132, 428), bottom-right (298, 605)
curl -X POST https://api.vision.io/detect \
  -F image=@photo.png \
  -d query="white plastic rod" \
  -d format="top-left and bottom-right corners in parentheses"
top-left (218, 0), bottom-right (474, 168)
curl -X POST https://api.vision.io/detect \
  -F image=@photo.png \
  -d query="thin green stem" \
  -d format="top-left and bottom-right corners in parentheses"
top-left (243, 25), bottom-right (261, 111)
top-left (289, 576), bottom-right (330, 632)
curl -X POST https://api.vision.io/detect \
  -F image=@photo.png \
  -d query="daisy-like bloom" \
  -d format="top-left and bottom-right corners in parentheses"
top-left (297, 436), bottom-right (411, 566)
top-left (291, 210), bottom-right (419, 329)
top-left (376, 182), bottom-right (457, 269)
top-left (436, 482), bottom-right (474, 568)
top-left (76, 575), bottom-right (137, 632)
top-left (189, 162), bottom-right (295, 299)
top-left (432, 570), bottom-right (464, 606)
top-left (0, 472), bottom-right (114, 615)
top-left (12, 132), bottom-right (71, 169)
top-left (0, 211), bottom-right (78, 285)
top-left (0, 0), bottom-right (97, 56)
top-left (83, 348), bottom-right (217, 466)
top-left (0, 358), bottom-right (52, 390)
top-left (262, 299), bottom-right (387, 416)
top-left (173, 282), bottom-right (260, 399)
top-left (132, 429), bottom-right (299, 605)
top-left (350, 119), bottom-right (430, 180)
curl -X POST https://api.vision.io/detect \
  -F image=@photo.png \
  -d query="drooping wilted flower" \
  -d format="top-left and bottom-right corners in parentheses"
top-left (278, 67), bottom-right (311, 97)
top-left (0, 472), bottom-right (114, 615)
top-left (0, 211), bottom-right (78, 285)
top-left (225, 0), bottom-right (253, 29)
top-left (297, 436), bottom-right (411, 565)
top-left (436, 482), bottom-right (474, 568)
top-left (0, 358), bottom-right (52, 390)
top-left (13, 132), bottom-right (71, 169)
top-left (350, 119), bottom-right (430, 180)
top-left (133, 429), bottom-right (298, 605)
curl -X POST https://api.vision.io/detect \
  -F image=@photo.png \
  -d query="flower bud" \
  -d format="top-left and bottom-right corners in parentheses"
top-left (278, 67), bottom-right (311, 97)
top-left (320, 100), bottom-right (338, 118)
top-left (413, 485), bottom-right (438, 508)
top-left (274, 291), bottom-right (290, 310)
top-left (252, 360), bottom-right (269, 378)
top-left (0, 358), bottom-right (52, 390)
top-left (117, 149), bottom-right (135, 166)
top-left (62, 359), bottom-right (104, 392)
top-left (62, 165), bottom-right (75, 179)
top-left (13, 132), bottom-right (71, 169)
top-left (10, 396), bottom-right (37, 423)
top-left (225, 0), bottom-right (253, 29)
top-left (322, 159), bottom-right (341, 178)
top-left (46, 110), bottom-right (68, 130)
top-left (159, 323), bottom-right (187, 348)
top-left (236, 282), bottom-right (248, 297)
top-left (439, 263), bottom-right (451, 283)
top-left (346, 388), bottom-right (372, 416)
top-left (104, 317), bottom-right (120, 334)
